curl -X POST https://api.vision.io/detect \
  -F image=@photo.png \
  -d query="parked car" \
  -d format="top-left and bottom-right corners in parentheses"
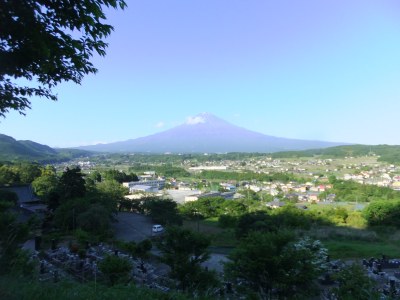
top-left (152, 224), bottom-right (164, 233)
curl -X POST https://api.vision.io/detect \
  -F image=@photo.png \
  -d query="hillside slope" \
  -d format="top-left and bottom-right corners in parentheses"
top-left (0, 134), bottom-right (92, 162)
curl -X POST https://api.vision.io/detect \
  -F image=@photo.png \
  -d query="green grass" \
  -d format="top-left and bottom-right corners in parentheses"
top-left (0, 276), bottom-right (189, 300)
top-left (305, 224), bottom-right (400, 258)
top-left (305, 202), bottom-right (367, 212)
top-left (210, 229), bottom-right (237, 248)
top-left (182, 219), bottom-right (237, 250)
top-left (183, 219), bottom-right (222, 235)
top-left (306, 226), bottom-right (377, 241)
top-left (324, 239), bottom-right (400, 259)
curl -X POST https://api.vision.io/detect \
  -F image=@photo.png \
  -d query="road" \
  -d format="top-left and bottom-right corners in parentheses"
top-left (113, 212), bottom-right (154, 242)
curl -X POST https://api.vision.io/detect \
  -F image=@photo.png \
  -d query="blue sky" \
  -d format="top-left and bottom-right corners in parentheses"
top-left (2, 0), bottom-right (400, 147)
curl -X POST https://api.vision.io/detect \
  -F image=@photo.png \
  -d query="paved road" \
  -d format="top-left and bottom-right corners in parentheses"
top-left (203, 254), bottom-right (229, 274)
top-left (113, 212), bottom-right (154, 242)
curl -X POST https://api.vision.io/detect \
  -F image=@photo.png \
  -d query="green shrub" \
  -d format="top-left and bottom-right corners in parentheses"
top-left (346, 211), bottom-right (367, 228)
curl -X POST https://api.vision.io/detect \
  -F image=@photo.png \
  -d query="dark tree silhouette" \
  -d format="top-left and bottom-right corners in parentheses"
top-left (58, 167), bottom-right (86, 200)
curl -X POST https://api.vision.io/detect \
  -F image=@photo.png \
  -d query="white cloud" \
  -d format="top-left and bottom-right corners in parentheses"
top-left (155, 121), bottom-right (165, 128)
top-left (186, 116), bottom-right (206, 125)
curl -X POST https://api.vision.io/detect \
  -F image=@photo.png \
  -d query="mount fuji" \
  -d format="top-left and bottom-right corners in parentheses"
top-left (77, 113), bottom-right (347, 153)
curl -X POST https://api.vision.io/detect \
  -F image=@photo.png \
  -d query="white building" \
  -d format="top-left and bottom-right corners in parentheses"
top-left (189, 166), bottom-right (228, 171)
top-left (130, 185), bottom-right (158, 193)
top-left (123, 179), bottom-right (166, 193)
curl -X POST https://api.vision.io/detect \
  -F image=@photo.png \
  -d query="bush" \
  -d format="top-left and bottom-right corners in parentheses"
top-left (346, 211), bottom-right (367, 228)
top-left (218, 215), bottom-right (238, 228)
top-left (332, 264), bottom-right (380, 299)
top-left (363, 200), bottom-right (400, 227)
top-left (99, 255), bottom-right (132, 286)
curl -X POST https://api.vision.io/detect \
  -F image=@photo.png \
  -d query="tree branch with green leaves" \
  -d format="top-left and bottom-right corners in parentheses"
top-left (0, 0), bottom-right (126, 117)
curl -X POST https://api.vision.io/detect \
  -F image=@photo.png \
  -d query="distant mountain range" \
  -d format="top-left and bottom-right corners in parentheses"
top-left (2, 127), bottom-right (400, 164)
top-left (76, 113), bottom-right (348, 153)
top-left (0, 134), bottom-right (92, 162)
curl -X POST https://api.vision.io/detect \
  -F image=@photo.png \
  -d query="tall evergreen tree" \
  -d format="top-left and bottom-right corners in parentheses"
top-left (58, 167), bottom-right (86, 200)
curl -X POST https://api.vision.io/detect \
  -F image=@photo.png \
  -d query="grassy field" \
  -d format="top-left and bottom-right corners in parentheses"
top-left (183, 216), bottom-right (400, 260)
top-left (182, 218), bottom-right (237, 253)
top-left (323, 239), bottom-right (400, 259)
top-left (301, 224), bottom-right (400, 259)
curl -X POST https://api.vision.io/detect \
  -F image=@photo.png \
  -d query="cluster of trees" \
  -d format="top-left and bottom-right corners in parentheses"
top-left (363, 200), bottom-right (400, 227)
top-left (100, 169), bottom-right (138, 183)
top-left (141, 198), bottom-right (182, 226)
top-left (129, 164), bottom-right (190, 178)
top-left (116, 195), bottom-right (336, 297)
top-left (99, 255), bottom-right (132, 286)
top-left (105, 177), bottom-right (400, 297)
top-left (0, 191), bottom-right (36, 275)
top-left (178, 198), bottom-right (334, 298)
top-left (234, 206), bottom-right (333, 238)
top-left (0, 166), bottom-right (160, 238)
top-left (179, 196), bottom-right (335, 232)
top-left (2, 163), bottom-right (124, 240)
top-left (1, 166), bottom-right (136, 281)
top-left (1, 0), bottom-right (129, 281)
top-left (320, 176), bottom-right (400, 202)
top-left (158, 227), bottom-right (218, 293)
top-left (174, 196), bottom-right (349, 297)
top-left (31, 167), bottom-right (128, 238)
top-left (118, 197), bottom-right (183, 226)
top-left (0, 162), bottom-right (42, 185)
top-left (171, 188), bottom-right (397, 297)
top-left (226, 232), bottom-right (328, 298)
top-left (332, 263), bottom-right (379, 300)
top-left (198, 170), bottom-right (305, 183)
top-left (179, 196), bottom-right (247, 220)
